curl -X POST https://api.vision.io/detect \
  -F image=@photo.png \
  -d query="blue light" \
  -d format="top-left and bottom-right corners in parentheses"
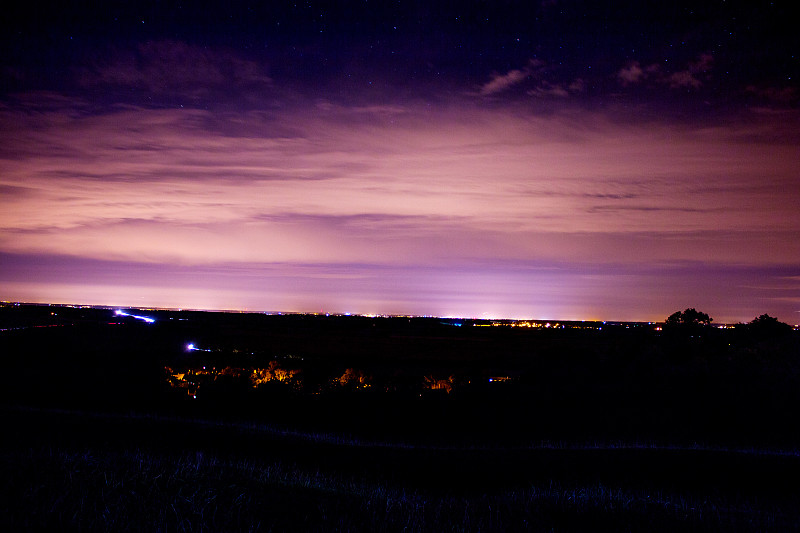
top-left (114, 309), bottom-right (155, 324)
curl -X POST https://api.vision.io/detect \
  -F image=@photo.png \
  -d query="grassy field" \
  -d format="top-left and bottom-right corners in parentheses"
top-left (3, 406), bottom-right (800, 532)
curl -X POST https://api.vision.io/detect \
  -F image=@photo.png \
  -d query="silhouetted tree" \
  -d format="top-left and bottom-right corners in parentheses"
top-left (666, 308), bottom-right (713, 327)
top-left (746, 314), bottom-right (792, 338)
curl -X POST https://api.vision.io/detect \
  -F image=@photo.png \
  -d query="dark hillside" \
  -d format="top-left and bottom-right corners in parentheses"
top-left (2, 304), bottom-right (800, 531)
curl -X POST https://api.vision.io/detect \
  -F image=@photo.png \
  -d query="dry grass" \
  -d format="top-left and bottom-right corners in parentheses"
top-left (2, 421), bottom-right (797, 532)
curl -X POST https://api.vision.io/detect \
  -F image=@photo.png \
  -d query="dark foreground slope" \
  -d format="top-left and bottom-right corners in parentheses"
top-left (2, 304), bottom-right (800, 531)
top-left (3, 406), bottom-right (800, 532)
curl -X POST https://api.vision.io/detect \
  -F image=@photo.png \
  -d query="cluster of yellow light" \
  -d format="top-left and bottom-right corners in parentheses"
top-left (165, 362), bottom-right (300, 394)
top-left (251, 361), bottom-right (299, 385)
top-left (423, 375), bottom-right (455, 393)
top-left (335, 368), bottom-right (372, 388)
top-left (510, 321), bottom-right (562, 328)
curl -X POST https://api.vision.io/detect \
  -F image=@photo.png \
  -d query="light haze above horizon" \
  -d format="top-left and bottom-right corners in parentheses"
top-left (1, 1), bottom-right (799, 323)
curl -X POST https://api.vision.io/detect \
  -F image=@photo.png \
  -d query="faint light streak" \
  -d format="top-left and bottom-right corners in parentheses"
top-left (186, 342), bottom-right (210, 352)
top-left (114, 309), bottom-right (155, 323)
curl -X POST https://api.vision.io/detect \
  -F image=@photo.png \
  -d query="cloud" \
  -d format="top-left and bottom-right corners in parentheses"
top-left (746, 85), bottom-right (799, 104)
top-left (528, 83), bottom-right (569, 98)
top-left (617, 62), bottom-right (661, 86)
top-left (1, 100), bottom-right (798, 273)
top-left (568, 79), bottom-right (586, 93)
top-left (690, 53), bottom-right (714, 74)
top-left (479, 67), bottom-right (529, 96)
top-left (0, 184), bottom-right (35, 198)
top-left (478, 59), bottom-right (544, 96)
top-left (667, 53), bottom-right (713, 89)
top-left (527, 79), bottom-right (584, 98)
top-left (668, 70), bottom-right (703, 89)
top-left (479, 61), bottom-right (582, 99)
top-left (617, 53), bottom-right (712, 90)
top-left (1, 96), bottom-right (798, 319)
top-left (617, 62), bottom-right (646, 86)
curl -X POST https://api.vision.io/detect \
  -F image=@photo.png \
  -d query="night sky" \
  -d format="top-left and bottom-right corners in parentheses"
top-left (1, 1), bottom-right (798, 322)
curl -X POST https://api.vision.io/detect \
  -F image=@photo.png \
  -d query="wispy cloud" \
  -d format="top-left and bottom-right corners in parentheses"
top-left (1, 101), bottom-right (798, 268)
top-left (617, 62), bottom-right (647, 86)
top-left (478, 59), bottom-right (544, 95)
top-left (527, 78), bottom-right (585, 98)
top-left (668, 53), bottom-right (713, 89)
top-left (746, 85), bottom-right (799, 104)
top-left (668, 70), bottom-right (702, 89)
top-left (479, 67), bottom-right (529, 95)
top-left (1, 83), bottom-right (799, 319)
top-left (617, 53), bottom-right (713, 90)
top-left (479, 60), bottom-right (583, 99)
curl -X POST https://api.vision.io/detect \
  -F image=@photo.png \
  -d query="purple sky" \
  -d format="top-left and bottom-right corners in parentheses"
top-left (1, 2), bottom-right (799, 322)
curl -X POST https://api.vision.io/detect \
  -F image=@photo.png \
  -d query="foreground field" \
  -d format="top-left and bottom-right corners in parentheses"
top-left (2, 305), bottom-right (800, 530)
top-left (3, 407), bottom-right (800, 532)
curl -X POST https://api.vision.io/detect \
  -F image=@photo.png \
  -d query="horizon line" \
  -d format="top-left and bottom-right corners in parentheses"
top-left (5, 300), bottom-right (790, 327)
